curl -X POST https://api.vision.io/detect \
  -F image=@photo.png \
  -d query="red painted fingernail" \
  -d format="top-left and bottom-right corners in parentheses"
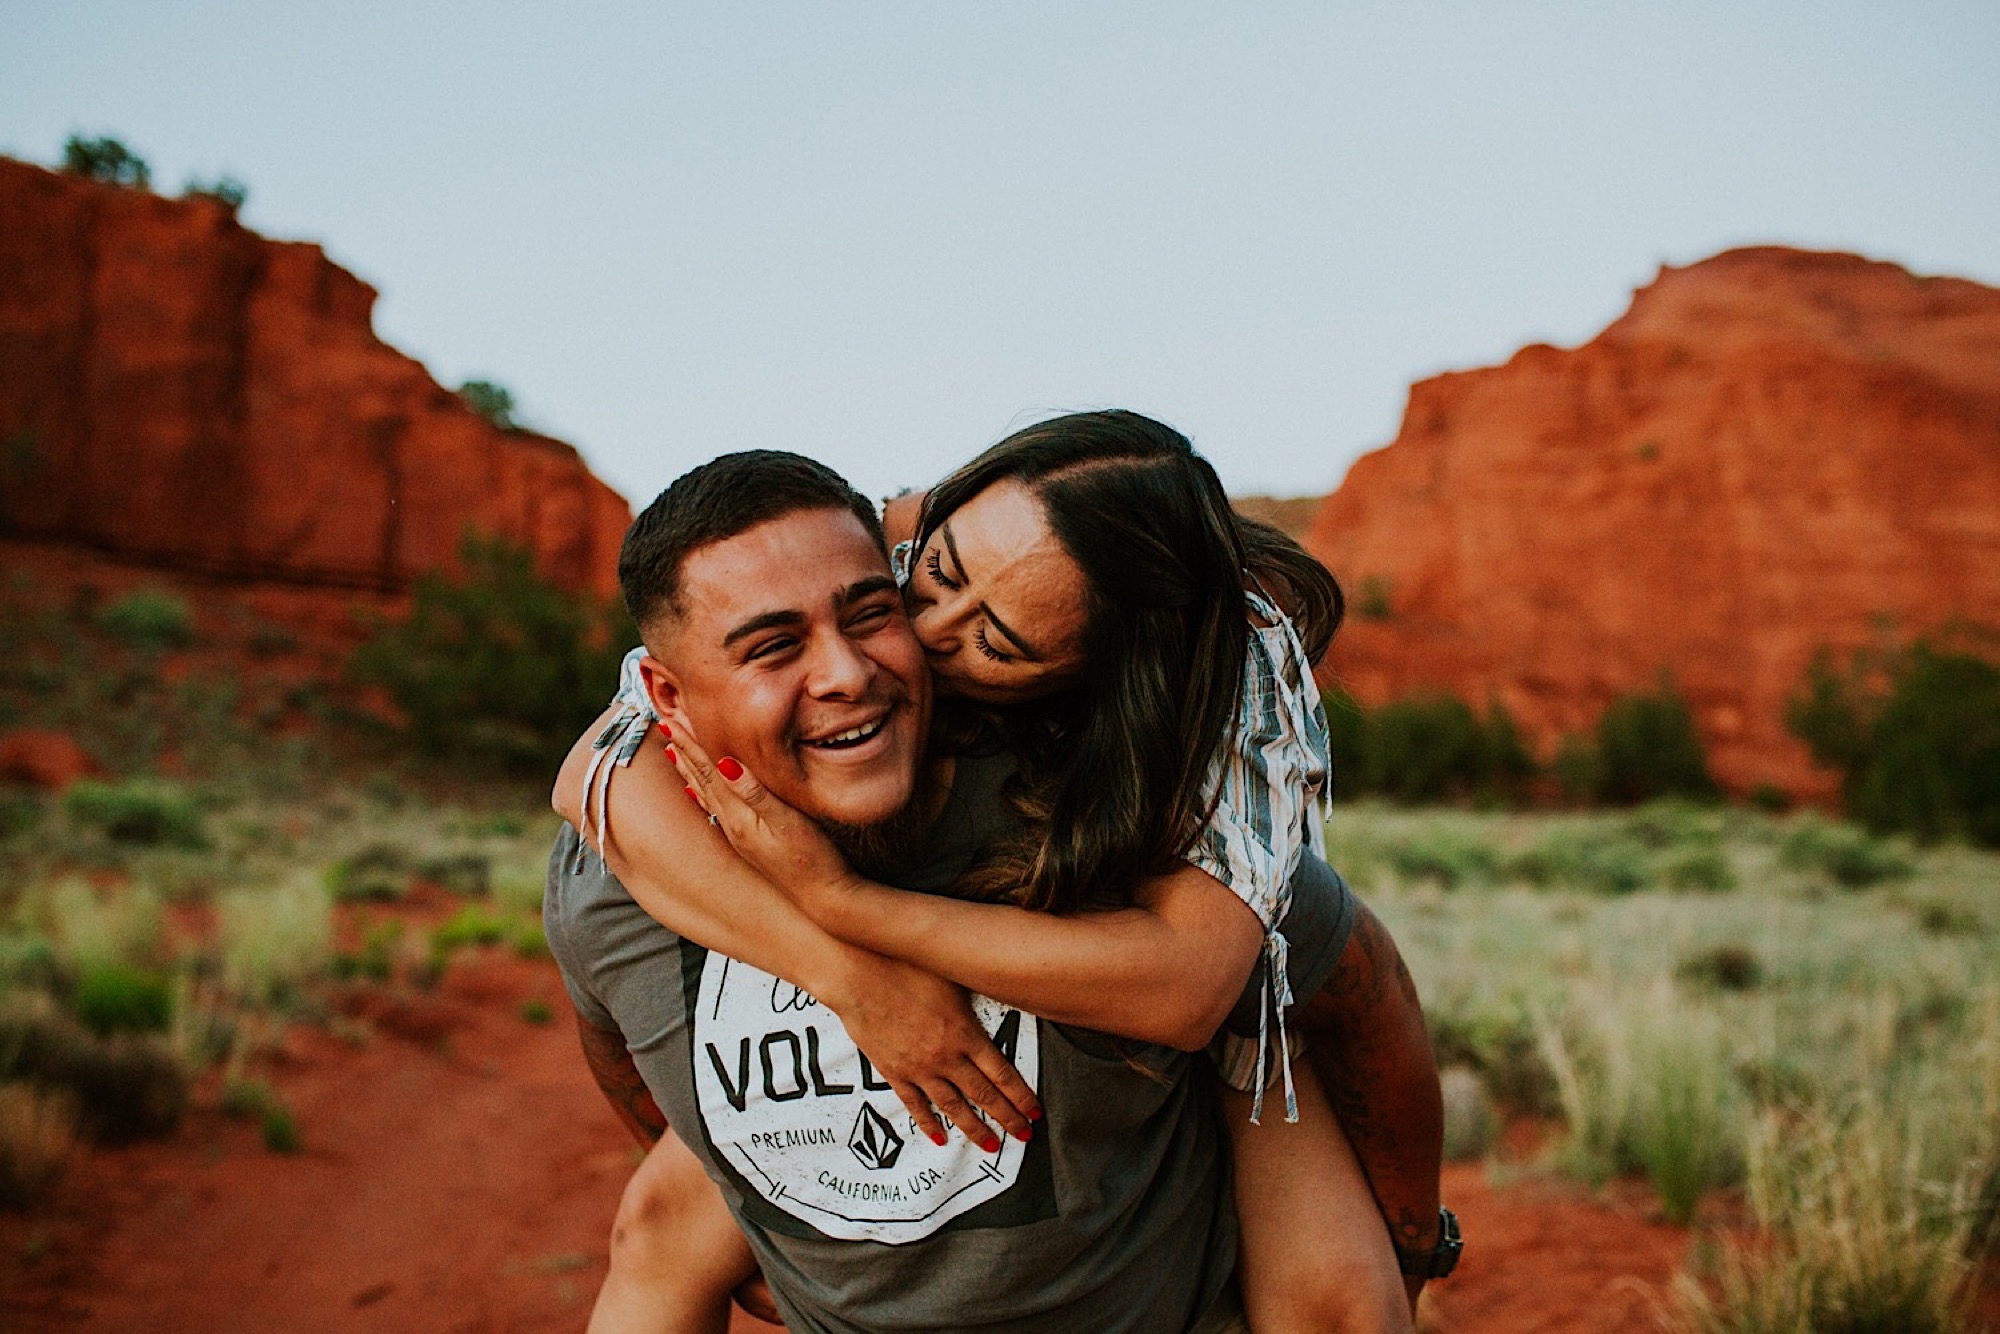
top-left (981, 1135), bottom-right (1000, 1153)
top-left (717, 757), bottom-right (744, 782)
top-left (1013, 1126), bottom-right (1032, 1143)
top-left (663, 745), bottom-right (677, 764)
top-left (930, 1132), bottom-right (947, 1147)
top-left (684, 785), bottom-right (699, 803)
top-left (1029, 1106), bottom-right (1043, 1122)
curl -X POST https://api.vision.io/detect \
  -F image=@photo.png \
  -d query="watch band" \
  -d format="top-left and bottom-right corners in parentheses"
top-left (1395, 1205), bottom-right (1463, 1279)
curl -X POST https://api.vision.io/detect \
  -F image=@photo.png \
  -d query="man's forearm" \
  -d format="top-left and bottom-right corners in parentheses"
top-left (1299, 900), bottom-right (1444, 1286)
top-left (577, 1014), bottom-right (668, 1148)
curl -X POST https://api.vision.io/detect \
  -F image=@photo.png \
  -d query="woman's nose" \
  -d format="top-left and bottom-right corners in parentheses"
top-left (912, 593), bottom-right (971, 652)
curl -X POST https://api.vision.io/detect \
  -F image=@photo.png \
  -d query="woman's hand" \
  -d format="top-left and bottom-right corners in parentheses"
top-left (664, 723), bottom-right (857, 906)
top-left (820, 949), bottom-right (1041, 1152)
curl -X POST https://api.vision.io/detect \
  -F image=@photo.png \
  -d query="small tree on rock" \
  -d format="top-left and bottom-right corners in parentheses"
top-left (62, 135), bottom-right (151, 188)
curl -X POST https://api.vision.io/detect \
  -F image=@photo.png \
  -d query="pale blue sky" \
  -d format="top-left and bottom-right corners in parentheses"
top-left (6, 2), bottom-right (1997, 506)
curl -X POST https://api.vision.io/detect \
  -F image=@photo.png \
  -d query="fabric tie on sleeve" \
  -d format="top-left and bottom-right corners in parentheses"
top-left (574, 646), bottom-right (657, 871)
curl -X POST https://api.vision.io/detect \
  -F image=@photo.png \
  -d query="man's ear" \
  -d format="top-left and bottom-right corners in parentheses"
top-left (636, 654), bottom-right (694, 737)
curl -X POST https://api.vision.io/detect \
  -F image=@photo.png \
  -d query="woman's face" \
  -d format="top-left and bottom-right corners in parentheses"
top-left (906, 480), bottom-right (1089, 704)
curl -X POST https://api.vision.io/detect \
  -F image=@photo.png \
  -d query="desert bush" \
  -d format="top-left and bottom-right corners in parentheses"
top-left (1507, 827), bottom-right (1649, 894)
top-left (0, 1003), bottom-right (185, 1144)
top-left (220, 1077), bottom-right (300, 1154)
top-left (1380, 825), bottom-right (1501, 889)
top-left (1789, 638), bottom-right (2000, 847)
top-left (1426, 998), bottom-right (1559, 1117)
top-left (1664, 847), bottom-right (1737, 892)
top-left (1673, 1100), bottom-right (1983, 1334)
top-left (0, 1082), bottom-right (77, 1208)
top-left (1592, 677), bottom-right (1717, 805)
top-left (457, 380), bottom-right (520, 431)
top-left (61, 134), bottom-right (150, 187)
top-left (182, 174), bottom-right (247, 210)
top-left (1677, 944), bottom-right (1763, 993)
top-left (95, 587), bottom-right (195, 652)
top-left (64, 779), bottom-right (208, 849)
top-left (73, 963), bottom-right (173, 1035)
top-left (432, 906), bottom-right (507, 956)
top-left (350, 532), bottom-right (634, 771)
top-left (1438, 1065), bottom-right (1498, 1162)
top-left (415, 853), bottom-right (489, 896)
top-left (1779, 817), bottom-right (1912, 890)
top-left (219, 876), bottom-right (332, 1007)
top-left (38, 878), bottom-right (163, 970)
top-left (324, 844), bottom-right (410, 902)
top-left (1541, 987), bottom-right (1744, 1223)
top-left (1324, 689), bottom-right (1536, 804)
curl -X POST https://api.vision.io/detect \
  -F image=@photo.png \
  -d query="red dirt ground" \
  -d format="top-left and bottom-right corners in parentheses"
top-left (0, 946), bottom-right (1812, 1333)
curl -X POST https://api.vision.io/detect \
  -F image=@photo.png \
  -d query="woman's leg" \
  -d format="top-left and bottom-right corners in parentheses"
top-left (1223, 1063), bottom-right (1413, 1334)
top-left (588, 1131), bottom-right (764, 1334)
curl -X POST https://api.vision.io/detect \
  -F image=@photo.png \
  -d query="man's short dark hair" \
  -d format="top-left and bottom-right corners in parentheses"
top-left (618, 450), bottom-right (885, 636)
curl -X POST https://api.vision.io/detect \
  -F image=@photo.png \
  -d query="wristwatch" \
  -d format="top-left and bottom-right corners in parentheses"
top-left (1395, 1206), bottom-right (1463, 1279)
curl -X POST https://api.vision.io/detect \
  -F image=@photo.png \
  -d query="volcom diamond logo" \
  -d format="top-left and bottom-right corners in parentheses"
top-left (848, 1102), bottom-right (905, 1170)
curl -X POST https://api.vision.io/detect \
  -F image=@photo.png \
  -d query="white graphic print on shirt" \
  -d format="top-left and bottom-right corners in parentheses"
top-left (691, 954), bottom-right (1040, 1244)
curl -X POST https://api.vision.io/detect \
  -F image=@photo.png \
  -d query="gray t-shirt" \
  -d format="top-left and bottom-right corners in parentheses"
top-left (544, 750), bottom-right (1238, 1334)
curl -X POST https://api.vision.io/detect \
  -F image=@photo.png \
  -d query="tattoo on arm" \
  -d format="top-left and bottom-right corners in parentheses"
top-left (577, 1014), bottom-right (668, 1148)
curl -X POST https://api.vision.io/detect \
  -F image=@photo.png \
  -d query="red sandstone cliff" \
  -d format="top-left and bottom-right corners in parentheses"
top-left (1305, 246), bottom-right (2000, 795)
top-left (0, 157), bottom-right (629, 600)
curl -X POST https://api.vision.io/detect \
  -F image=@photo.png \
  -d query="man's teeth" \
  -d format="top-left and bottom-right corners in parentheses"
top-left (807, 719), bottom-right (886, 749)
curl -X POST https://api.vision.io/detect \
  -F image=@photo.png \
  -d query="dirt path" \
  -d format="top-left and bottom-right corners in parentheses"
top-left (2, 947), bottom-right (1697, 1333)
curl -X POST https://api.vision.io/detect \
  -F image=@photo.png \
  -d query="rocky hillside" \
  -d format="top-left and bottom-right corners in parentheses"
top-left (0, 157), bottom-right (629, 601)
top-left (1305, 246), bottom-right (2000, 795)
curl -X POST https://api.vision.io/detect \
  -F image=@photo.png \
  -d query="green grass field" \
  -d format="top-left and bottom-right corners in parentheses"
top-left (1337, 800), bottom-right (1998, 1330)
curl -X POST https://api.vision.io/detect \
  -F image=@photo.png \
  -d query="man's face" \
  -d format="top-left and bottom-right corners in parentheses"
top-left (641, 507), bottom-right (931, 830)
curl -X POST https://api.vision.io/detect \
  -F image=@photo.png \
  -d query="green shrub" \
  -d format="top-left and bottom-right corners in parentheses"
top-left (1677, 944), bottom-right (1763, 993)
top-left (95, 588), bottom-right (196, 652)
top-left (456, 380), bottom-right (520, 431)
top-left (350, 532), bottom-right (634, 771)
top-left (430, 908), bottom-right (508, 970)
top-left (0, 1007), bottom-right (185, 1144)
top-left (260, 1102), bottom-right (301, 1154)
top-left (220, 876), bottom-right (332, 1006)
top-left (182, 174), bottom-right (247, 210)
top-left (73, 964), bottom-right (173, 1035)
top-left (61, 134), bottom-right (151, 188)
top-left (324, 844), bottom-right (410, 902)
top-left (1593, 678), bottom-right (1717, 805)
top-left (1508, 828), bottom-right (1650, 894)
top-left (65, 779), bottom-right (208, 848)
top-left (1788, 639), bottom-right (2000, 847)
top-left (1323, 688), bottom-right (1536, 804)
top-left (1779, 818), bottom-right (1912, 890)
top-left (1381, 826), bottom-right (1500, 889)
top-left (1663, 847), bottom-right (1737, 892)
top-left (416, 854), bottom-right (490, 896)
top-left (1427, 1001), bottom-right (1559, 1117)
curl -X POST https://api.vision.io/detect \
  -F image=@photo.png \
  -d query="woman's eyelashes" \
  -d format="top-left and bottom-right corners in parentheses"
top-left (923, 543), bottom-right (1013, 664)
top-left (972, 626), bottom-right (1012, 663)
top-left (923, 545), bottom-right (958, 590)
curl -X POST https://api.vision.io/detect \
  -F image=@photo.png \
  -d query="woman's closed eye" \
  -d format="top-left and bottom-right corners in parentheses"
top-left (972, 625), bottom-right (1014, 663)
top-left (923, 546), bottom-right (959, 591)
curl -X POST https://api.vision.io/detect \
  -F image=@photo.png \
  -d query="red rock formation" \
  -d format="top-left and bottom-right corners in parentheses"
top-left (0, 729), bottom-right (102, 790)
top-left (1305, 247), bottom-right (2000, 795)
top-left (0, 157), bottom-right (629, 600)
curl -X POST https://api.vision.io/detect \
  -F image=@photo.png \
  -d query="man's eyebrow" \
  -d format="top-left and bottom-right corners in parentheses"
top-left (722, 608), bottom-right (804, 649)
top-left (940, 523), bottom-right (1046, 662)
top-left (838, 574), bottom-right (900, 607)
top-left (720, 576), bottom-right (898, 649)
